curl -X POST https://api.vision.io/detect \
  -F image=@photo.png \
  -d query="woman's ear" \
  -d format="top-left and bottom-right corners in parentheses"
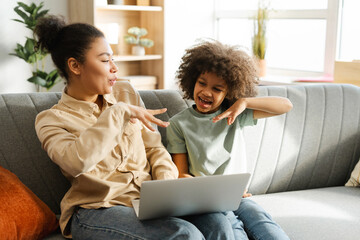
top-left (67, 57), bottom-right (81, 75)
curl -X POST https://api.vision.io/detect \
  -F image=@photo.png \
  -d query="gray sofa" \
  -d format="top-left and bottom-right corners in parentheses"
top-left (1, 84), bottom-right (359, 239)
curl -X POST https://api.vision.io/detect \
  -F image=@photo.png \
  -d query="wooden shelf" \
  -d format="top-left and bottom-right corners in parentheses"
top-left (96, 5), bottom-right (162, 12)
top-left (68, 0), bottom-right (164, 89)
top-left (113, 54), bottom-right (162, 62)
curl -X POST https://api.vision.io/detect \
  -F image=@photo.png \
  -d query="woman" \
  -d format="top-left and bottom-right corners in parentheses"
top-left (34, 15), bottom-right (237, 239)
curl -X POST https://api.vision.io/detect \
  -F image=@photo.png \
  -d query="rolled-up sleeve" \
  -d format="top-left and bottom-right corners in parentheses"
top-left (141, 126), bottom-right (178, 180)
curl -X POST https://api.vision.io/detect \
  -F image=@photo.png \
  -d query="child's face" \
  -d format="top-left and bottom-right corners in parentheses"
top-left (193, 72), bottom-right (228, 114)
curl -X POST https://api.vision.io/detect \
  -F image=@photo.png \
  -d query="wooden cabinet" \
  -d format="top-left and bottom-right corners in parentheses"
top-left (68, 0), bottom-right (164, 89)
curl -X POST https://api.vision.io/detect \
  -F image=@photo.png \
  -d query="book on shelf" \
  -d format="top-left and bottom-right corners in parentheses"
top-left (118, 75), bottom-right (157, 90)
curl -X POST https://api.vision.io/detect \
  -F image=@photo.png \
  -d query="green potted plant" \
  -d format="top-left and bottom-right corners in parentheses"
top-left (10, 1), bottom-right (61, 91)
top-left (124, 27), bottom-right (154, 56)
top-left (252, 1), bottom-right (269, 77)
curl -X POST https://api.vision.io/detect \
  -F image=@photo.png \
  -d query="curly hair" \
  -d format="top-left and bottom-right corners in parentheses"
top-left (176, 39), bottom-right (259, 105)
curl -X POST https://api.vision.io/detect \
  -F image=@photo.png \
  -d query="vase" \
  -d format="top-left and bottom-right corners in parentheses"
top-left (132, 46), bottom-right (145, 56)
top-left (258, 59), bottom-right (266, 77)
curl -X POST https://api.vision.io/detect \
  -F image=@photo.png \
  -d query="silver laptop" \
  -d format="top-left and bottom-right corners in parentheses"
top-left (132, 173), bottom-right (251, 220)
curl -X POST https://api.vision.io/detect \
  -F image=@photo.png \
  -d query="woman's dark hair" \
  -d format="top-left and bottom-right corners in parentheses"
top-left (34, 15), bottom-right (104, 81)
top-left (176, 39), bottom-right (259, 105)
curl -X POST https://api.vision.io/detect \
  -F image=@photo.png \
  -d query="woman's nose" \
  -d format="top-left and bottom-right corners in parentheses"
top-left (110, 61), bottom-right (118, 73)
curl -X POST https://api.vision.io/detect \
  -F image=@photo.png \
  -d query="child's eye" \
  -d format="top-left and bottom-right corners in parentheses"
top-left (214, 88), bottom-right (222, 92)
top-left (101, 60), bottom-right (110, 63)
top-left (198, 81), bottom-right (206, 86)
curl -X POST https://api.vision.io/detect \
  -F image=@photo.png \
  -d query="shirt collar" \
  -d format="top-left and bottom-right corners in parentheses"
top-left (189, 104), bottom-right (224, 118)
top-left (59, 87), bottom-right (117, 114)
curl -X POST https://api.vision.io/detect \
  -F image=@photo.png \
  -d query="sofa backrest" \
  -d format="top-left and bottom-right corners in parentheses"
top-left (1, 84), bottom-right (359, 214)
top-left (0, 92), bottom-right (68, 215)
top-left (244, 84), bottom-right (360, 194)
top-left (140, 85), bottom-right (360, 195)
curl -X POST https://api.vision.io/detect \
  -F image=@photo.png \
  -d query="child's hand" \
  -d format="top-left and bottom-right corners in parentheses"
top-left (212, 98), bottom-right (247, 125)
top-left (243, 190), bottom-right (252, 198)
top-left (127, 105), bottom-right (169, 131)
top-left (179, 173), bottom-right (194, 178)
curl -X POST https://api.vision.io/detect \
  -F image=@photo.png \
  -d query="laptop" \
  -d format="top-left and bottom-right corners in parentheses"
top-left (132, 173), bottom-right (251, 220)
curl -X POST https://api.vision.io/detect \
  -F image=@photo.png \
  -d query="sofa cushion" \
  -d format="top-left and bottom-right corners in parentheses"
top-left (0, 166), bottom-right (59, 239)
top-left (345, 159), bottom-right (360, 186)
top-left (251, 186), bottom-right (360, 240)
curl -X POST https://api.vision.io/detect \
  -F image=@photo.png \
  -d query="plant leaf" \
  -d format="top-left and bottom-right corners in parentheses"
top-left (24, 38), bottom-right (35, 53)
top-left (28, 75), bottom-right (47, 87)
top-left (139, 38), bottom-right (154, 48)
top-left (124, 35), bottom-right (138, 45)
top-left (36, 9), bottom-right (49, 19)
top-left (17, 2), bottom-right (31, 12)
top-left (12, 19), bottom-right (25, 24)
top-left (14, 7), bottom-right (29, 23)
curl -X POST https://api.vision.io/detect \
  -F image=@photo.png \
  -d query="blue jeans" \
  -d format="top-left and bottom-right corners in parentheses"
top-left (71, 205), bottom-right (237, 240)
top-left (231, 198), bottom-right (290, 240)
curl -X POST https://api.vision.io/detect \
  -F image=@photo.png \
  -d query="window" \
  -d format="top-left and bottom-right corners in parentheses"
top-left (215, 0), bottom-right (342, 78)
top-left (338, 0), bottom-right (360, 60)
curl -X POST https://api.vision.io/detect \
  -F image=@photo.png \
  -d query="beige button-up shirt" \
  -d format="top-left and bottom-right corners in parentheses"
top-left (35, 81), bottom-right (178, 238)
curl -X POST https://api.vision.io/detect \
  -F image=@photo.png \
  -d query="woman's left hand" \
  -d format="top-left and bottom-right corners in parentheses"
top-left (212, 98), bottom-right (247, 125)
top-left (128, 105), bottom-right (169, 131)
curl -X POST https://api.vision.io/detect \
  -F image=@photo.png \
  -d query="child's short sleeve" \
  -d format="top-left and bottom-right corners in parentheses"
top-left (166, 119), bottom-right (187, 154)
top-left (238, 109), bottom-right (257, 127)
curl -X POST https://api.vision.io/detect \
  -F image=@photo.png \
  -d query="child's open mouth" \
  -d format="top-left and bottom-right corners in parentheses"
top-left (198, 96), bottom-right (212, 108)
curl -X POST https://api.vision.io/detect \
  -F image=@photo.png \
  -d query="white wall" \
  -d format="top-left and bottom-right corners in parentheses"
top-left (0, 0), bottom-right (214, 93)
top-left (0, 0), bottom-right (67, 93)
top-left (164, 0), bottom-right (215, 90)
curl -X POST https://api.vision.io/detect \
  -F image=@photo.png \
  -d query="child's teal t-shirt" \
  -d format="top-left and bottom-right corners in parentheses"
top-left (166, 105), bottom-right (257, 176)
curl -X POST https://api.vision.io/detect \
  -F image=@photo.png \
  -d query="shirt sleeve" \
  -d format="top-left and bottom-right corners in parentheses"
top-left (141, 126), bottom-right (178, 180)
top-left (133, 88), bottom-right (178, 180)
top-left (35, 102), bottom-right (131, 178)
top-left (166, 118), bottom-right (187, 154)
top-left (238, 108), bottom-right (258, 127)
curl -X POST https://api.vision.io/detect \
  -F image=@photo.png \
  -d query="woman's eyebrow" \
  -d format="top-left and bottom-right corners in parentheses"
top-left (97, 52), bottom-right (111, 57)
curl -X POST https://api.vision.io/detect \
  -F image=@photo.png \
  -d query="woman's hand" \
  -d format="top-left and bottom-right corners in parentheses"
top-left (212, 98), bottom-right (247, 125)
top-left (127, 105), bottom-right (169, 131)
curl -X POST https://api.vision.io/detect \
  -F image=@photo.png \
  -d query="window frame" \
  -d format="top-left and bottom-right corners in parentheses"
top-left (214, 0), bottom-right (342, 78)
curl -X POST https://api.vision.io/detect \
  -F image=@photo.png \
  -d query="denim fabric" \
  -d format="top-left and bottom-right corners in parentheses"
top-left (182, 211), bottom-right (237, 240)
top-left (233, 198), bottom-right (290, 240)
top-left (71, 206), bottom-right (237, 240)
top-left (224, 211), bottom-right (248, 239)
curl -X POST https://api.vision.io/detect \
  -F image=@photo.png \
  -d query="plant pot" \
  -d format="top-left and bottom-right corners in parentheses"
top-left (132, 46), bottom-right (145, 56)
top-left (258, 59), bottom-right (266, 77)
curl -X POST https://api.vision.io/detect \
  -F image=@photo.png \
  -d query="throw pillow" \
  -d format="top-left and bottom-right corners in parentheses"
top-left (345, 160), bottom-right (360, 187)
top-left (0, 166), bottom-right (59, 239)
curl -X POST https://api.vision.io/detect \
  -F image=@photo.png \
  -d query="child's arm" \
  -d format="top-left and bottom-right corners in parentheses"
top-left (213, 97), bottom-right (293, 125)
top-left (171, 153), bottom-right (194, 178)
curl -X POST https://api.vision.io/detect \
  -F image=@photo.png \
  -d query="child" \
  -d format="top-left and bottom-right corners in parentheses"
top-left (167, 40), bottom-right (292, 239)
